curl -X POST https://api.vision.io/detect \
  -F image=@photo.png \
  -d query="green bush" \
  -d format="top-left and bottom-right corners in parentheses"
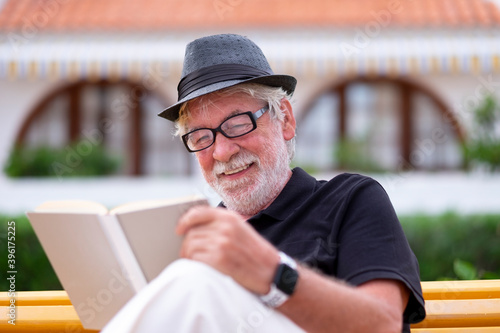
top-left (3, 141), bottom-right (121, 178)
top-left (400, 212), bottom-right (500, 281)
top-left (0, 215), bottom-right (62, 291)
top-left (463, 95), bottom-right (500, 172)
top-left (334, 138), bottom-right (386, 173)
top-left (0, 212), bottom-right (498, 291)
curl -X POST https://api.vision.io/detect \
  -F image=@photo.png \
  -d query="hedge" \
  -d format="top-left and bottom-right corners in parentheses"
top-left (1, 212), bottom-right (499, 291)
top-left (400, 212), bottom-right (500, 281)
top-left (1, 215), bottom-right (62, 291)
top-left (3, 143), bottom-right (120, 178)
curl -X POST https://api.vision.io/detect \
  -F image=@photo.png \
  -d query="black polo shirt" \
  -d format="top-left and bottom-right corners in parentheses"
top-left (245, 167), bottom-right (426, 330)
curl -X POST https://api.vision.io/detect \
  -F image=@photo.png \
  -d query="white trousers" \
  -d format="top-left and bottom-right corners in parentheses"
top-left (101, 259), bottom-right (305, 333)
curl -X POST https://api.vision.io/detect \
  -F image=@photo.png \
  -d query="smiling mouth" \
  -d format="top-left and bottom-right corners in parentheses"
top-left (222, 163), bottom-right (253, 176)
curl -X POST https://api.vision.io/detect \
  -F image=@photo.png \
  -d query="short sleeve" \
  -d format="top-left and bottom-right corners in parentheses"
top-left (334, 177), bottom-right (426, 324)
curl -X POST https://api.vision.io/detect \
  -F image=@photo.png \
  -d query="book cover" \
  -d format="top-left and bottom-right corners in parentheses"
top-left (26, 195), bottom-right (207, 329)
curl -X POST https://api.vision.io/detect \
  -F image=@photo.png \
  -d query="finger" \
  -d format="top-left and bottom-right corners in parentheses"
top-left (176, 206), bottom-right (215, 235)
top-left (176, 206), bottom-right (237, 235)
top-left (179, 224), bottom-right (213, 258)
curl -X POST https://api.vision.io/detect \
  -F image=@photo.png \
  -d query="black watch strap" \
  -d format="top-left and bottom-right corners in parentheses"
top-left (259, 252), bottom-right (299, 307)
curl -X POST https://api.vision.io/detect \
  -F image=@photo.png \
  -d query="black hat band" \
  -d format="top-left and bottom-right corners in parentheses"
top-left (177, 63), bottom-right (272, 101)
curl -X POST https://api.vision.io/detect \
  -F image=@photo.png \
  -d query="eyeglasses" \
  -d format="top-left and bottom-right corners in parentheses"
top-left (182, 105), bottom-right (269, 152)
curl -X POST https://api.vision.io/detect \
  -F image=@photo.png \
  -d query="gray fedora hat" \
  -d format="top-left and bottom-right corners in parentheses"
top-left (158, 34), bottom-right (297, 121)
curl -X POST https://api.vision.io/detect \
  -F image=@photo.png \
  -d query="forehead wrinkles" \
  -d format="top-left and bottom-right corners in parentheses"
top-left (187, 91), bottom-right (259, 129)
top-left (186, 96), bottom-right (222, 128)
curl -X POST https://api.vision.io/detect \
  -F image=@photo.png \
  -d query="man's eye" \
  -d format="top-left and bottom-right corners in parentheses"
top-left (227, 123), bottom-right (251, 133)
top-left (229, 123), bottom-right (245, 130)
top-left (194, 135), bottom-right (211, 145)
top-left (188, 130), bottom-right (212, 146)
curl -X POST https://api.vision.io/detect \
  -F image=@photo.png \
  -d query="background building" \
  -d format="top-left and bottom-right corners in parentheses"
top-left (1, 0), bottom-right (499, 177)
top-left (0, 0), bottom-right (499, 217)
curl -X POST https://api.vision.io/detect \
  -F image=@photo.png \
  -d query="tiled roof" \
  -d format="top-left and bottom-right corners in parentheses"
top-left (0, 0), bottom-right (499, 31)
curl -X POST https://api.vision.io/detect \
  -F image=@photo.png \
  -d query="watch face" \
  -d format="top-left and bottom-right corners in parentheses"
top-left (275, 263), bottom-right (299, 295)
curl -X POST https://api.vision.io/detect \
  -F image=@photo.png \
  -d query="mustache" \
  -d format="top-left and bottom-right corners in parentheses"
top-left (212, 150), bottom-right (260, 176)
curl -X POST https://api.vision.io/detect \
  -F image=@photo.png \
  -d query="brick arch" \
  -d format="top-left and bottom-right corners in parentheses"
top-left (14, 79), bottom-right (189, 175)
top-left (297, 76), bottom-right (466, 170)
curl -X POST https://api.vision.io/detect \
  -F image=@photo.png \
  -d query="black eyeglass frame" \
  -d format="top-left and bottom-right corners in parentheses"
top-left (181, 105), bottom-right (269, 153)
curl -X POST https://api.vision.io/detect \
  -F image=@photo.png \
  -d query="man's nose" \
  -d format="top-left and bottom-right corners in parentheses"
top-left (212, 132), bottom-right (240, 163)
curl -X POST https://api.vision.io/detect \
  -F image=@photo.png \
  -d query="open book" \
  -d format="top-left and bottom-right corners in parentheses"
top-left (26, 195), bottom-right (207, 330)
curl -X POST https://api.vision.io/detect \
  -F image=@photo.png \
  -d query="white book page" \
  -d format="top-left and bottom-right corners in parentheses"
top-left (26, 211), bottom-right (136, 330)
top-left (34, 200), bottom-right (108, 214)
top-left (116, 198), bottom-right (208, 282)
top-left (99, 214), bottom-right (148, 292)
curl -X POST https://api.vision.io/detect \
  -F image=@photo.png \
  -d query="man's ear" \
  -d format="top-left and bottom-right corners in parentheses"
top-left (280, 98), bottom-right (296, 141)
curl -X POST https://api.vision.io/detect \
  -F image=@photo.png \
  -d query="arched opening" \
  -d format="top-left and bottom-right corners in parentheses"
top-left (295, 76), bottom-right (466, 172)
top-left (13, 80), bottom-right (192, 176)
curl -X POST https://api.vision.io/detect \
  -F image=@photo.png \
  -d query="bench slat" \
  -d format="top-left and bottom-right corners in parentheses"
top-left (0, 291), bottom-right (72, 306)
top-left (412, 328), bottom-right (500, 333)
top-left (0, 305), bottom-right (98, 332)
top-left (421, 280), bottom-right (500, 301)
top-left (412, 299), bottom-right (500, 328)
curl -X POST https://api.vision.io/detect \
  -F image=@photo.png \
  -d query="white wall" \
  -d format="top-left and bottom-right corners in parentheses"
top-left (416, 73), bottom-right (500, 131)
top-left (0, 79), bottom-right (64, 168)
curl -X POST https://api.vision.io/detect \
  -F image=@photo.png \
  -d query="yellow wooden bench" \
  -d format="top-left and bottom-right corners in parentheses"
top-left (1, 280), bottom-right (499, 332)
top-left (0, 290), bottom-right (98, 333)
top-left (412, 279), bottom-right (500, 332)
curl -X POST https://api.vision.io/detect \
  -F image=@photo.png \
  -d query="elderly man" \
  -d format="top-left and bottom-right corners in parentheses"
top-left (103, 34), bottom-right (425, 333)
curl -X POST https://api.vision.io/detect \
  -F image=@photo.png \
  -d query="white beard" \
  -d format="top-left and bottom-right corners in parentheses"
top-left (203, 136), bottom-right (291, 217)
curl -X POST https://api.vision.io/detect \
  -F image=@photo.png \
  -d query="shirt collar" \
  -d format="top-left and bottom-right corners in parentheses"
top-left (217, 167), bottom-right (318, 220)
top-left (248, 167), bottom-right (317, 221)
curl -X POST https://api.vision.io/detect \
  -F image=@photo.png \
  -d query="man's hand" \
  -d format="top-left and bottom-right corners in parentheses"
top-left (176, 206), bottom-right (279, 294)
top-left (177, 206), bottom-right (410, 333)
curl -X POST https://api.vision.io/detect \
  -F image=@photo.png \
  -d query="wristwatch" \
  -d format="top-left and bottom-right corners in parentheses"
top-left (259, 251), bottom-right (299, 308)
